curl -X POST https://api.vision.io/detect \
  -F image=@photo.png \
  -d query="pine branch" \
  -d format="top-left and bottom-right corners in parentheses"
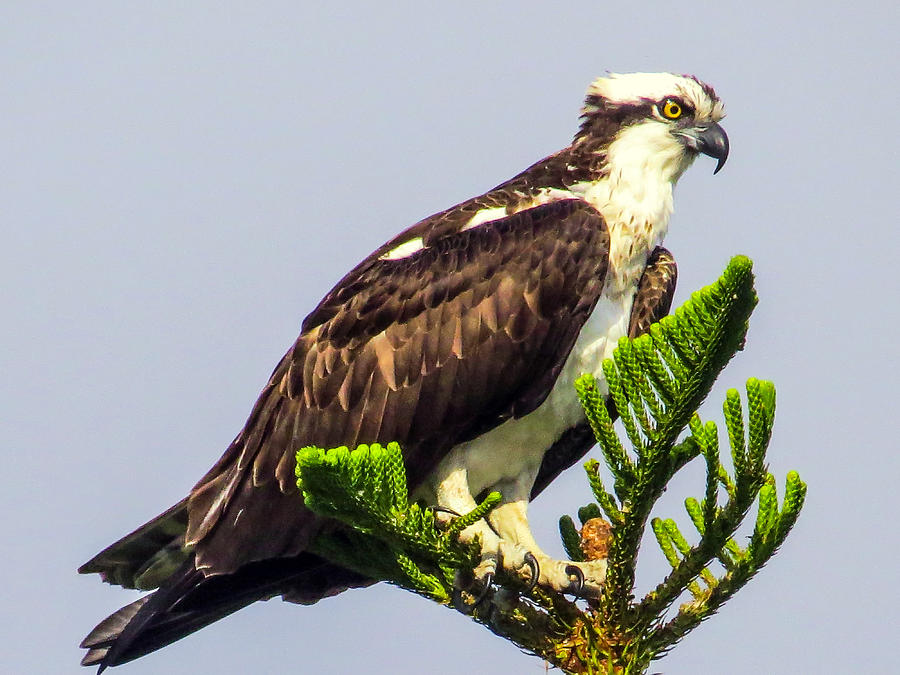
top-left (294, 256), bottom-right (807, 673)
top-left (295, 442), bottom-right (492, 601)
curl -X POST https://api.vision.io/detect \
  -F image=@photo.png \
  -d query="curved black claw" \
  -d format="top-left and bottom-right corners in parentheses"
top-left (452, 573), bottom-right (493, 614)
top-left (564, 564), bottom-right (585, 597)
top-left (471, 572), bottom-right (493, 607)
top-left (523, 552), bottom-right (540, 594)
top-left (431, 506), bottom-right (462, 531)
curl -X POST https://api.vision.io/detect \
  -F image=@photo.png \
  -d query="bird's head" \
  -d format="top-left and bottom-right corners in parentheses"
top-left (575, 72), bottom-right (728, 181)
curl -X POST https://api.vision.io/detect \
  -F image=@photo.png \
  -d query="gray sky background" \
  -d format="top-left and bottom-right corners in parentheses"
top-left (3, 2), bottom-right (898, 673)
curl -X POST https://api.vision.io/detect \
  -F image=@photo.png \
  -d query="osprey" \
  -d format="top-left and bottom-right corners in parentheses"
top-left (80, 72), bottom-right (728, 670)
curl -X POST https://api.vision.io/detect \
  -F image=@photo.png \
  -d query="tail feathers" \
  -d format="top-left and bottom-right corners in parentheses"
top-left (82, 561), bottom-right (205, 672)
top-left (79, 499), bottom-right (190, 590)
top-left (80, 596), bottom-right (152, 667)
top-left (80, 553), bottom-right (371, 670)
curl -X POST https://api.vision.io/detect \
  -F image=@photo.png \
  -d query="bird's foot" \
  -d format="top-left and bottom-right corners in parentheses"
top-left (495, 542), bottom-right (606, 598)
top-left (452, 523), bottom-right (606, 609)
top-left (518, 554), bottom-right (607, 599)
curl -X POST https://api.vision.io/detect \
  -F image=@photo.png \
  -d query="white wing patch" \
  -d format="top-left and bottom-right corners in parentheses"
top-left (380, 236), bottom-right (426, 261)
top-left (461, 206), bottom-right (507, 232)
top-left (527, 187), bottom-right (580, 208)
top-left (461, 189), bottom-right (585, 233)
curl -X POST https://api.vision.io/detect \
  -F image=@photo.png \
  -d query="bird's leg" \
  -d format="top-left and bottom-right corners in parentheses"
top-left (487, 479), bottom-right (607, 598)
top-left (431, 466), bottom-right (504, 599)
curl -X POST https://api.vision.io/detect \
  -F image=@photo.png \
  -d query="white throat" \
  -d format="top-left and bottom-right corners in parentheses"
top-left (572, 121), bottom-right (694, 289)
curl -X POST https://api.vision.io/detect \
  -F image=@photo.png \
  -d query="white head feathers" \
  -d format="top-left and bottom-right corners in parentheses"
top-left (586, 72), bottom-right (725, 122)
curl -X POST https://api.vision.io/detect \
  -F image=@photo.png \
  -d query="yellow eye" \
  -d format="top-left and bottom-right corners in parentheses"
top-left (662, 99), bottom-right (682, 119)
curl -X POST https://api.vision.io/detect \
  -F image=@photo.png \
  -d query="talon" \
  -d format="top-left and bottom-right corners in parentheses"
top-left (451, 572), bottom-right (493, 614)
top-left (523, 552), bottom-right (540, 593)
top-left (564, 564), bottom-right (585, 596)
top-left (431, 506), bottom-right (463, 530)
top-left (471, 572), bottom-right (493, 608)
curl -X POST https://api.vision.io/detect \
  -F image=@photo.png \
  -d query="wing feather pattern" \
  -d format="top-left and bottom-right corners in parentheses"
top-left (185, 199), bottom-right (611, 577)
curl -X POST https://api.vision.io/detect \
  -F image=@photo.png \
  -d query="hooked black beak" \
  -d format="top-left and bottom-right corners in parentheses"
top-left (675, 121), bottom-right (729, 174)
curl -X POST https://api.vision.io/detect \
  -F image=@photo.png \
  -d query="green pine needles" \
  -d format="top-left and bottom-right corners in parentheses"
top-left (295, 256), bottom-right (806, 674)
top-left (296, 441), bottom-right (498, 602)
